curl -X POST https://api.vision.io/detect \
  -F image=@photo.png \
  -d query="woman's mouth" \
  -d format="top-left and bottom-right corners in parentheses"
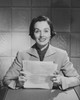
top-left (39, 38), bottom-right (46, 42)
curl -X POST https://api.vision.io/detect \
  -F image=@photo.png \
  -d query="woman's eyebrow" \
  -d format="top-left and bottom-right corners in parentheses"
top-left (44, 28), bottom-right (50, 30)
top-left (34, 28), bottom-right (50, 30)
top-left (34, 28), bottom-right (39, 30)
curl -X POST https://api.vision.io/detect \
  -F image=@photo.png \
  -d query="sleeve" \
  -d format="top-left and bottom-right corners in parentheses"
top-left (60, 51), bottom-right (80, 90)
top-left (3, 51), bottom-right (23, 89)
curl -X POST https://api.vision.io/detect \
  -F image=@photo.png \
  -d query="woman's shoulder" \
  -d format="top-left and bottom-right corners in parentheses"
top-left (17, 48), bottom-right (31, 54)
top-left (17, 46), bottom-right (35, 56)
top-left (50, 45), bottom-right (67, 54)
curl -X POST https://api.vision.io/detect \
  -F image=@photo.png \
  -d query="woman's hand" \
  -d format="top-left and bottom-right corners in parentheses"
top-left (18, 71), bottom-right (28, 86)
top-left (51, 75), bottom-right (62, 84)
top-left (50, 74), bottom-right (63, 89)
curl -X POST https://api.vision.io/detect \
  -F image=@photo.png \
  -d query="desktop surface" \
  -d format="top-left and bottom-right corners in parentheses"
top-left (3, 88), bottom-right (79, 100)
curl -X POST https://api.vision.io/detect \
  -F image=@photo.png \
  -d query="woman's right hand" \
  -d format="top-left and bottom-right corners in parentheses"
top-left (18, 71), bottom-right (28, 86)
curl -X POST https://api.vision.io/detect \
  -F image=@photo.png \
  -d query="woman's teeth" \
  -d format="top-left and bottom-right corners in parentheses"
top-left (39, 38), bottom-right (46, 42)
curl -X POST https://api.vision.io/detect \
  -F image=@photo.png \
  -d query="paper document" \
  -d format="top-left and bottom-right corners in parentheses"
top-left (22, 60), bottom-right (58, 89)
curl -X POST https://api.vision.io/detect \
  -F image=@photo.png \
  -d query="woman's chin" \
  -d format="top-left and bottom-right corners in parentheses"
top-left (37, 42), bottom-right (49, 47)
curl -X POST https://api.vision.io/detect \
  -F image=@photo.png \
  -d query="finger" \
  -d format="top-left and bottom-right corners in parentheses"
top-left (53, 77), bottom-right (61, 85)
top-left (53, 80), bottom-right (61, 86)
top-left (55, 71), bottom-right (59, 75)
top-left (51, 76), bottom-right (60, 82)
top-left (20, 71), bottom-right (32, 76)
top-left (20, 71), bottom-right (27, 75)
top-left (53, 71), bottom-right (59, 75)
top-left (53, 80), bottom-right (59, 83)
top-left (19, 78), bottom-right (25, 82)
top-left (19, 76), bottom-right (27, 81)
top-left (51, 77), bottom-right (57, 82)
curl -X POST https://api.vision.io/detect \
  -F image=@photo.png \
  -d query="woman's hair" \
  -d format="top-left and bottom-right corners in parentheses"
top-left (29, 16), bottom-right (56, 40)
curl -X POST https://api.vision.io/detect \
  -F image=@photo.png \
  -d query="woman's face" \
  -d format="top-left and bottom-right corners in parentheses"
top-left (34, 21), bottom-right (51, 47)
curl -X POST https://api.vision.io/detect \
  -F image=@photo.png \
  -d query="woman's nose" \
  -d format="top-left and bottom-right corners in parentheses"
top-left (40, 31), bottom-right (44, 36)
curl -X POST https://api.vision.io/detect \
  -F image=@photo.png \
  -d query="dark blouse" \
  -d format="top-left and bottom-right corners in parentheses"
top-left (35, 44), bottom-right (49, 61)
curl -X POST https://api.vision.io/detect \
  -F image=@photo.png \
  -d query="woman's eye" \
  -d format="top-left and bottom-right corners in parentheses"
top-left (44, 30), bottom-right (49, 33)
top-left (34, 30), bottom-right (40, 33)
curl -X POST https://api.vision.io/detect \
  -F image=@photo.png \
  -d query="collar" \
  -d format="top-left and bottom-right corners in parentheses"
top-left (26, 44), bottom-right (56, 58)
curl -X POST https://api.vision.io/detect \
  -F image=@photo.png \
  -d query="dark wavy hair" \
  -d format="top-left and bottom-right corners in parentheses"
top-left (29, 16), bottom-right (56, 40)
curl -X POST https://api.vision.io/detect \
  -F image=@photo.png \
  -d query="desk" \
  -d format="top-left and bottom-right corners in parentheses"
top-left (4, 88), bottom-right (79, 100)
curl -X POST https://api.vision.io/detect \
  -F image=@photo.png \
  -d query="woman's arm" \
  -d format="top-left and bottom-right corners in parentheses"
top-left (60, 51), bottom-right (80, 90)
top-left (3, 52), bottom-right (23, 89)
top-left (51, 51), bottom-right (80, 90)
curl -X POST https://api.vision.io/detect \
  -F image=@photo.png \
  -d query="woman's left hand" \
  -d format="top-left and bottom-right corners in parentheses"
top-left (50, 74), bottom-right (62, 87)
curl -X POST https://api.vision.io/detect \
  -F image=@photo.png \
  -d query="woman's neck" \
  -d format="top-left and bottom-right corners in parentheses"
top-left (36, 43), bottom-right (49, 51)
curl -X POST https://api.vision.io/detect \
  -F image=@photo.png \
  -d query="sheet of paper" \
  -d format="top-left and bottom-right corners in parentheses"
top-left (22, 60), bottom-right (58, 89)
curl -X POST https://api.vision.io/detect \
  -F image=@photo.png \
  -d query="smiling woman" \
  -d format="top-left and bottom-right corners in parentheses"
top-left (3, 16), bottom-right (80, 100)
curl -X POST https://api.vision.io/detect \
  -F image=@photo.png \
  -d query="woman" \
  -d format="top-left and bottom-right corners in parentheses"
top-left (3, 16), bottom-right (80, 98)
